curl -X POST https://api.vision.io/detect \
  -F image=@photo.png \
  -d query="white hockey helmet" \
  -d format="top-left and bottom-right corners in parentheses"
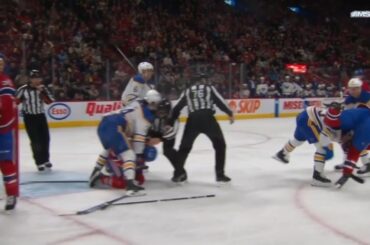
top-left (138, 62), bottom-right (154, 74)
top-left (144, 89), bottom-right (162, 105)
top-left (347, 78), bottom-right (363, 88)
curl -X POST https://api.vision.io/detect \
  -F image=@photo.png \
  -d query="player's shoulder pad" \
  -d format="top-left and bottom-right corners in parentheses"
top-left (133, 74), bottom-right (145, 84)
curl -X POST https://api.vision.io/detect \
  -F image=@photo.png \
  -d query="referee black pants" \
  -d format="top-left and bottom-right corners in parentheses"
top-left (176, 110), bottom-right (226, 176)
top-left (163, 138), bottom-right (178, 170)
top-left (23, 114), bottom-right (50, 167)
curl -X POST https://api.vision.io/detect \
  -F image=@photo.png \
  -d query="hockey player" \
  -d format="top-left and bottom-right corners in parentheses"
top-left (273, 105), bottom-right (335, 186)
top-left (321, 107), bottom-right (370, 188)
top-left (91, 145), bottom-right (158, 189)
top-left (148, 98), bottom-right (180, 178)
top-left (344, 78), bottom-right (370, 109)
top-left (334, 78), bottom-right (370, 173)
top-left (121, 62), bottom-right (154, 105)
top-left (89, 90), bottom-right (161, 194)
top-left (0, 56), bottom-right (18, 210)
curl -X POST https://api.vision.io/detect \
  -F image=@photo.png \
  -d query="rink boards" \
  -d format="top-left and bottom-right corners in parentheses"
top-left (18, 97), bottom-right (339, 128)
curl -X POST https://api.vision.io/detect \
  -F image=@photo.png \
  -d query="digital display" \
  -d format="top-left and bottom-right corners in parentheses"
top-left (286, 64), bottom-right (307, 73)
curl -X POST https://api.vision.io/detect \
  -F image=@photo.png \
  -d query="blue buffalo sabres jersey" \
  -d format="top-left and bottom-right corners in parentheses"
top-left (100, 100), bottom-right (155, 154)
top-left (344, 90), bottom-right (370, 109)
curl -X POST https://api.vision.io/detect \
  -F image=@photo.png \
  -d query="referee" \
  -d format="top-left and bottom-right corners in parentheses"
top-left (16, 69), bottom-right (54, 171)
top-left (170, 74), bottom-right (234, 183)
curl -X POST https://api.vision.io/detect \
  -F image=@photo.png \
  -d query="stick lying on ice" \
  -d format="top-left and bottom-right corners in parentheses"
top-left (112, 194), bottom-right (216, 206)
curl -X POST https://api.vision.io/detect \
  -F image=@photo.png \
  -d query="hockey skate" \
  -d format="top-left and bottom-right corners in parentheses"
top-left (357, 163), bottom-right (370, 176)
top-left (126, 180), bottom-right (145, 195)
top-left (273, 150), bottom-right (289, 164)
top-left (5, 196), bottom-right (17, 211)
top-left (89, 166), bottom-right (102, 188)
top-left (311, 170), bottom-right (331, 187)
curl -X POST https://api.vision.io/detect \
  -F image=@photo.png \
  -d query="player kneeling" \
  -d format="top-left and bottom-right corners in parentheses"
top-left (89, 90), bottom-right (161, 194)
top-left (90, 146), bottom-right (157, 189)
top-left (274, 105), bottom-right (336, 187)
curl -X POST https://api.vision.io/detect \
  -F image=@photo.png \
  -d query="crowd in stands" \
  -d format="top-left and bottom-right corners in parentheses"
top-left (1, 0), bottom-right (369, 100)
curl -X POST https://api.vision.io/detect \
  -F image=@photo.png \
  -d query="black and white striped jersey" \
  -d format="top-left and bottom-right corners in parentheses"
top-left (149, 117), bottom-right (179, 141)
top-left (16, 84), bottom-right (54, 115)
top-left (171, 84), bottom-right (233, 120)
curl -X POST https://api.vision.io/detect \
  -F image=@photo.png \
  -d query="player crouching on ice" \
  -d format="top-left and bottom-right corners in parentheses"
top-left (89, 90), bottom-right (161, 194)
top-left (334, 78), bottom-right (370, 173)
top-left (274, 104), bottom-right (336, 187)
top-left (321, 107), bottom-right (369, 188)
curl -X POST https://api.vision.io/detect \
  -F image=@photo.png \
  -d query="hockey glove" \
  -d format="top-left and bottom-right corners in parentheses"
top-left (323, 146), bottom-right (334, 161)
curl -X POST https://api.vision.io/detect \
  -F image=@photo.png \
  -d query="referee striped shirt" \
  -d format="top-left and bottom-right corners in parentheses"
top-left (172, 84), bottom-right (233, 119)
top-left (16, 84), bottom-right (54, 115)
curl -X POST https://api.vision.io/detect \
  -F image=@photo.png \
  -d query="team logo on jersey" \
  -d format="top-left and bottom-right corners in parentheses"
top-left (48, 103), bottom-right (71, 120)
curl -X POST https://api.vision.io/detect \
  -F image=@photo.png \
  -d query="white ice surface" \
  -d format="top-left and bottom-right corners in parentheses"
top-left (1, 118), bottom-right (370, 245)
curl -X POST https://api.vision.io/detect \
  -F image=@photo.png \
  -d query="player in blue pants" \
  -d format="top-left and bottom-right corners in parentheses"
top-left (274, 106), bottom-right (335, 187)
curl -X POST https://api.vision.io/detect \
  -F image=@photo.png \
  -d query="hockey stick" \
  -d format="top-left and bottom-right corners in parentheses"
top-left (335, 174), bottom-right (364, 188)
top-left (351, 174), bottom-right (365, 184)
top-left (114, 45), bottom-right (137, 72)
top-left (112, 194), bottom-right (216, 206)
top-left (20, 180), bottom-right (88, 185)
top-left (59, 192), bottom-right (146, 216)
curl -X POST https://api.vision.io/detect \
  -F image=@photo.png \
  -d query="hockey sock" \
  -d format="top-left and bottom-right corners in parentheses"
top-left (120, 150), bottom-right (136, 181)
top-left (0, 160), bottom-right (18, 196)
top-left (314, 152), bottom-right (325, 173)
top-left (122, 162), bottom-right (135, 180)
top-left (95, 150), bottom-right (109, 169)
top-left (283, 139), bottom-right (304, 154)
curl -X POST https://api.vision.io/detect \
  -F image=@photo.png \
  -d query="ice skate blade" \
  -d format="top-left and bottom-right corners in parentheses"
top-left (311, 179), bottom-right (332, 188)
top-left (272, 155), bottom-right (289, 164)
top-left (126, 190), bottom-right (146, 196)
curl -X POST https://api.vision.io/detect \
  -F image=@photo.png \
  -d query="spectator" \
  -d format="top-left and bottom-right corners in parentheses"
top-left (256, 76), bottom-right (269, 98)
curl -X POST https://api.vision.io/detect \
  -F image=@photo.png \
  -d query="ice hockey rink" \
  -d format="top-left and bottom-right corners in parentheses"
top-left (1, 117), bottom-right (370, 245)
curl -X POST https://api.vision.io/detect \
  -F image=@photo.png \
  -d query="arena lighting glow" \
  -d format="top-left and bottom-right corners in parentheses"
top-left (286, 64), bottom-right (307, 73)
top-left (224, 0), bottom-right (236, 7)
top-left (289, 6), bottom-right (301, 14)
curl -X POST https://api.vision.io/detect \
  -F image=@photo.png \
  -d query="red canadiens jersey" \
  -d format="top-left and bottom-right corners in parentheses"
top-left (0, 74), bottom-right (17, 133)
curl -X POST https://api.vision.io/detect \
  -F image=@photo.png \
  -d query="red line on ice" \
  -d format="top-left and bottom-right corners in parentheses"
top-left (294, 184), bottom-right (370, 245)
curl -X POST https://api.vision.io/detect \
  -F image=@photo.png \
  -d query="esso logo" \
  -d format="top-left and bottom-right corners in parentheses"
top-left (48, 103), bottom-right (71, 120)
